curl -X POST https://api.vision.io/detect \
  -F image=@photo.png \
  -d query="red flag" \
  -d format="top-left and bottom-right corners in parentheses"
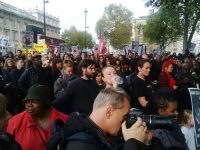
top-left (98, 35), bottom-right (104, 55)
top-left (98, 35), bottom-right (109, 55)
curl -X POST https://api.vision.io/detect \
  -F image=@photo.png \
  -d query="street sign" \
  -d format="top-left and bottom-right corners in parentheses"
top-left (188, 88), bottom-right (200, 147)
top-left (22, 31), bottom-right (34, 48)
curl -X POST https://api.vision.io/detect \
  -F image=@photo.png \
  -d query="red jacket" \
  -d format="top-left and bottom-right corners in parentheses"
top-left (7, 107), bottom-right (67, 150)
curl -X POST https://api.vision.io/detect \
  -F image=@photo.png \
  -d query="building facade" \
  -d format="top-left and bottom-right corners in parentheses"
top-left (132, 16), bottom-right (159, 54)
top-left (0, 1), bottom-right (60, 53)
top-left (166, 32), bottom-right (200, 55)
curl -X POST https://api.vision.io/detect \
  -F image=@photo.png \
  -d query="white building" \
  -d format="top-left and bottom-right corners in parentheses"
top-left (165, 31), bottom-right (200, 55)
top-left (0, 1), bottom-right (60, 53)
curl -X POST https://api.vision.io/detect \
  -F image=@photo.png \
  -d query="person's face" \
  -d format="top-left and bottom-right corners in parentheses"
top-left (90, 55), bottom-right (95, 61)
top-left (83, 64), bottom-right (95, 78)
top-left (43, 55), bottom-right (48, 61)
top-left (48, 53), bottom-right (53, 59)
top-left (159, 101), bottom-right (178, 121)
top-left (7, 59), bottom-right (13, 67)
top-left (165, 64), bottom-right (173, 73)
top-left (100, 57), bottom-right (104, 62)
top-left (106, 98), bottom-right (130, 136)
top-left (16, 60), bottom-right (24, 69)
top-left (33, 57), bottom-right (42, 67)
top-left (102, 67), bottom-right (116, 86)
top-left (138, 62), bottom-right (151, 77)
top-left (95, 73), bottom-right (103, 84)
top-left (119, 56), bottom-right (123, 61)
top-left (27, 54), bottom-right (32, 60)
top-left (64, 67), bottom-right (73, 77)
top-left (56, 62), bottom-right (62, 70)
top-left (24, 100), bottom-right (45, 117)
top-left (64, 55), bottom-right (70, 61)
top-left (128, 53), bottom-right (133, 58)
top-left (0, 111), bottom-right (11, 134)
top-left (17, 50), bottom-right (22, 56)
top-left (123, 65), bottom-right (129, 71)
top-left (187, 115), bottom-right (194, 127)
top-left (81, 53), bottom-right (86, 59)
top-left (116, 60), bottom-right (120, 65)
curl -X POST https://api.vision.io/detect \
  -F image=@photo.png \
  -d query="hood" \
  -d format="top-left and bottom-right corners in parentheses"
top-left (66, 112), bottom-right (90, 135)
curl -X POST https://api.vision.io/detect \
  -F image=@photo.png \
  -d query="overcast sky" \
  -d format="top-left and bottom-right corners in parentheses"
top-left (2, 0), bottom-right (150, 39)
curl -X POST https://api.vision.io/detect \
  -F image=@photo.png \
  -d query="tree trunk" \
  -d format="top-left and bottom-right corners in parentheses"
top-left (183, 12), bottom-right (189, 54)
top-left (187, 14), bottom-right (200, 50)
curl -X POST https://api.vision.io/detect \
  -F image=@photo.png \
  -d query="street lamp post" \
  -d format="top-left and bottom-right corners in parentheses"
top-left (84, 8), bottom-right (88, 50)
top-left (43, 0), bottom-right (49, 41)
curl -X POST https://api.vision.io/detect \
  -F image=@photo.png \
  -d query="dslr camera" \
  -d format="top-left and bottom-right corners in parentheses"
top-left (126, 108), bottom-right (175, 129)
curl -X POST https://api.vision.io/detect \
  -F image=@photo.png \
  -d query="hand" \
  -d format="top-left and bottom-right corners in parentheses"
top-left (144, 130), bottom-right (153, 145)
top-left (173, 85), bottom-right (178, 90)
top-left (121, 117), bottom-right (147, 143)
top-left (152, 80), bottom-right (158, 85)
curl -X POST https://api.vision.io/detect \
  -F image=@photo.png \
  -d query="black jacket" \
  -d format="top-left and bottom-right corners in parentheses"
top-left (18, 67), bottom-right (53, 96)
top-left (52, 77), bottom-right (99, 114)
top-left (150, 124), bottom-right (189, 150)
top-left (0, 133), bottom-right (22, 150)
top-left (64, 113), bottom-right (147, 150)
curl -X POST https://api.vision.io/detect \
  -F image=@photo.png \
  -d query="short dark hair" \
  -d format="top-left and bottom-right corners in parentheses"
top-left (78, 59), bottom-right (95, 76)
top-left (153, 88), bottom-right (177, 111)
top-left (135, 59), bottom-right (150, 73)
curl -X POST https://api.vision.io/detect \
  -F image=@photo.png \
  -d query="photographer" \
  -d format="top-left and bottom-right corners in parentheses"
top-left (65, 87), bottom-right (149, 150)
top-left (150, 88), bottom-right (189, 150)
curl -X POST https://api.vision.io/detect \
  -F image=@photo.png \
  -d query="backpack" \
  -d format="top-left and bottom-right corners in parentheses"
top-left (46, 119), bottom-right (93, 150)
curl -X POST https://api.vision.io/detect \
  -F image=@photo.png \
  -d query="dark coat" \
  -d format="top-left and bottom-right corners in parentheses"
top-left (150, 124), bottom-right (189, 150)
top-left (0, 133), bottom-right (22, 150)
top-left (64, 113), bottom-right (148, 150)
top-left (52, 77), bottom-right (99, 114)
top-left (18, 67), bottom-right (53, 96)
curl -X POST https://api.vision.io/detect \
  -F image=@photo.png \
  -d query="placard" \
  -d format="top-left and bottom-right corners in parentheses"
top-left (22, 31), bottom-right (34, 48)
top-left (188, 88), bottom-right (200, 147)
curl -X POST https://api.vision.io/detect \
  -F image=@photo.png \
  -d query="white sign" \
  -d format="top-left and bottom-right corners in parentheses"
top-left (0, 35), bottom-right (9, 47)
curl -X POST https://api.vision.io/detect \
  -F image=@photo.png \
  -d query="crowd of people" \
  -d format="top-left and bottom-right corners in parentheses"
top-left (0, 49), bottom-right (200, 150)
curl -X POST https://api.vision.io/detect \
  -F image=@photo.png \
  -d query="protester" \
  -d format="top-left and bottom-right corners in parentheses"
top-left (0, 93), bottom-right (21, 150)
top-left (4, 58), bottom-right (15, 72)
top-left (18, 54), bottom-right (53, 97)
top-left (181, 110), bottom-right (196, 150)
top-left (150, 88), bottom-right (188, 150)
top-left (51, 58), bottom-right (62, 82)
top-left (65, 88), bottom-right (149, 150)
top-left (94, 68), bottom-right (105, 89)
top-left (130, 59), bottom-right (153, 112)
top-left (7, 85), bottom-right (68, 150)
top-left (102, 66), bottom-right (121, 88)
top-left (158, 59), bottom-right (178, 90)
top-left (52, 59), bottom-right (99, 114)
top-left (54, 60), bottom-right (77, 99)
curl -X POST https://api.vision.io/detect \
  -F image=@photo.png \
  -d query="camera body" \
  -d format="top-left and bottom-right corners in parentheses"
top-left (126, 108), bottom-right (175, 129)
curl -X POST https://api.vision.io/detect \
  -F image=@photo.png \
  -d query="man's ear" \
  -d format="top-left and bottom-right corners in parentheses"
top-left (105, 106), bottom-right (114, 119)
